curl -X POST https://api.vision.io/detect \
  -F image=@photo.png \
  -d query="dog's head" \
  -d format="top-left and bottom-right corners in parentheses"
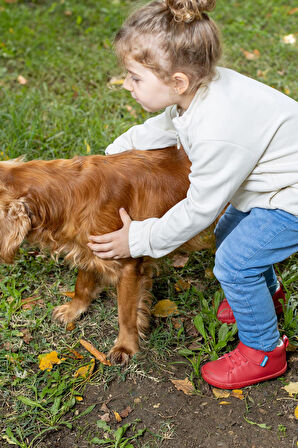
top-left (0, 183), bottom-right (31, 263)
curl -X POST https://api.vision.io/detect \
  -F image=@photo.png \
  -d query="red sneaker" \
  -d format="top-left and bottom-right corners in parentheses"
top-left (217, 286), bottom-right (286, 324)
top-left (201, 335), bottom-right (289, 389)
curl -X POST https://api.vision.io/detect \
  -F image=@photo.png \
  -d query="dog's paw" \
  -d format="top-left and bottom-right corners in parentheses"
top-left (52, 302), bottom-right (86, 324)
top-left (108, 344), bottom-right (138, 365)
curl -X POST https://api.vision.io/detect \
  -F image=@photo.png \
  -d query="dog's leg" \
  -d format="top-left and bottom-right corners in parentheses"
top-left (108, 259), bottom-right (152, 365)
top-left (53, 269), bottom-right (100, 324)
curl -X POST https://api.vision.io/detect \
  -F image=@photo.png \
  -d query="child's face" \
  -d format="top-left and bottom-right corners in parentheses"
top-left (123, 60), bottom-right (178, 112)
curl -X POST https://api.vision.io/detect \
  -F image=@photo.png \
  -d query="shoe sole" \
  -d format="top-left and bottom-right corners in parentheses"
top-left (201, 362), bottom-right (287, 389)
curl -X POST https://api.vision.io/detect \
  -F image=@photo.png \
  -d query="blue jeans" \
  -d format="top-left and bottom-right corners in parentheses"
top-left (213, 205), bottom-right (298, 351)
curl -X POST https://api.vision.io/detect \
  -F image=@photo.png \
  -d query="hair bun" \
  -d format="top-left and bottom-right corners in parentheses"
top-left (166, 0), bottom-right (216, 23)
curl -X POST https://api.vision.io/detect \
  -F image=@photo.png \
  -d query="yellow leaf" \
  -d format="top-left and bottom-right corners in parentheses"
top-left (76, 396), bottom-right (83, 401)
top-left (170, 378), bottom-right (195, 395)
top-left (231, 389), bottom-right (244, 400)
top-left (38, 351), bottom-right (66, 371)
top-left (282, 381), bottom-right (298, 397)
top-left (108, 76), bottom-right (124, 86)
top-left (282, 34), bottom-right (296, 45)
top-left (212, 388), bottom-right (230, 399)
top-left (153, 299), bottom-right (178, 317)
top-left (219, 401), bottom-right (231, 405)
top-left (84, 139), bottom-right (91, 154)
top-left (74, 358), bottom-right (95, 378)
top-left (113, 411), bottom-right (122, 422)
top-left (175, 279), bottom-right (191, 292)
top-left (172, 254), bottom-right (189, 268)
top-left (17, 75), bottom-right (27, 85)
top-left (66, 322), bottom-right (76, 331)
top-left (295, 406), bottom-right (298, 419)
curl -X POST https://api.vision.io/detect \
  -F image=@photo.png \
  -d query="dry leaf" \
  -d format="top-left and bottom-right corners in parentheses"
top-left (113, 411), bottom-right (122, 422)
top-left (295, 406), bottom-right (298, 419)
top-left (288, 7), bottom-right (298, 15)
top-left (153, 299), bottom-right (178, 317)
top-left (134, 397), bottom-right (141, 404)
top-left (219, 401), bottom-right (231, 405)
top-left (63, 291), bottom-right (75, 299)
top-left (212, 388), bottom-right (230, 399)
top-left (241, 49), bottom-right (260, 60)
top-left (38, 351), bottom-right (66, 371)
top-left (120, 405), bottom-right (133, 418)
top-left (75, 396), bottom-right (83, 401)
top-left (74, 358), bottom-right (95, 378)
top-left (101, 403), bottom-right (110, 413)
top-left (100, 413), bottom-right (110, 422)
top-left (21, 296), bottom-right (44, 310)
top-left (282, 34), bottom-right (296, 45)
top-left (231, 389), bottom-right (244, 400)
top-left (68, 349), bottom-right (83, 359)
top-left (175, 279), bottom-right (191, 292)
top-left (17, 75), bottom-right (27, 85)
top-left (66, 322), bottom-right (76, 331)
top-left (20, 328), bottom-right (33, 344)
top-left (79, 339), bottom-right (112, 366)
top-left (204, 268), bottom-right (214, 279)
top-left (282, 382), bottom-right (298, 397)
top-left (172, 254), bottom-right (189, 268)
top-left (170, 378), bottom-right (195, 395)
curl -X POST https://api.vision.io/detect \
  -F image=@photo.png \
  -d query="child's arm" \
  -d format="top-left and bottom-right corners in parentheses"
top-left (105, 107), bottom-right (177, 155)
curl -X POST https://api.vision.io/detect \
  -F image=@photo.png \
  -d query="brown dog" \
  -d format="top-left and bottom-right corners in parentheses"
top-left (0, 147), bottom-right (216, 363)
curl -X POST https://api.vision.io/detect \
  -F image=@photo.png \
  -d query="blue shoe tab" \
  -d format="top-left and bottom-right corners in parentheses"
top-left (260, 355), bottom-right (268, 367)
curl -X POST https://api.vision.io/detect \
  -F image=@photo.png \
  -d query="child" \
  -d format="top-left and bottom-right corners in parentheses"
top-left (88, 0), bottom-right (298, 389)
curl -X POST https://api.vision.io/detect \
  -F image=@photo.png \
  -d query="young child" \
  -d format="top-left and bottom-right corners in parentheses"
top-left (88, 0), bottom-right (298, 389)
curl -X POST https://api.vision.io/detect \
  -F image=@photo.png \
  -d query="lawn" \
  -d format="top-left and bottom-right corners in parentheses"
top-left (0, 1), bottom-right (297, 447)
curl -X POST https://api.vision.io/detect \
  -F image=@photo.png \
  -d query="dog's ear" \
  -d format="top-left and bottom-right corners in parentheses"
top-left (0, 191), bottom-right (31, 263)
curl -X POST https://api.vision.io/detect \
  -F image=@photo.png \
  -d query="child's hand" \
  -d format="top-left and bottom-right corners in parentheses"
top-left (88, 208), bottom-right (131, 259)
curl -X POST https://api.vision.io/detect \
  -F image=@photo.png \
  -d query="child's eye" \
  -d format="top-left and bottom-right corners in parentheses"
top-left (132, 76), bottom-right (140, 83)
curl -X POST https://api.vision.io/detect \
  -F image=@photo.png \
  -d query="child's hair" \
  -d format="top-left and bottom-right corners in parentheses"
top-left (114, 0), bottom-right (222, 93)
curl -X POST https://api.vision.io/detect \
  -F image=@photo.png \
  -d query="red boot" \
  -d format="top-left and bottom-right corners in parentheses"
top-left (201, 335), bottom-right (289, 389)
top-left (217, 286), bottom-right (286, 324)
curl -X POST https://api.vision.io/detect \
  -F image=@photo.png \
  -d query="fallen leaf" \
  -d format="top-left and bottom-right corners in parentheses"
top-left (100, 412), bottom-right (110, 422)
top-left (75, 396), bottom-right (83, 401)
top-left (288, 7), bottom-right (298, 15)
top-left (66, 322), bottom-right (76, 331)
top-left (74, 358), bottom-right (95, 378)
top-left (175, 279), bottom-right (191, 292)
top-left (282, 382), bottom-right (298, 397)
top-left (20, 328), bottom-right (33, 344)
top-left (84, 139), bottom-right (91, 154)
top-left (17, 75), bottom-right (27, 85)
top-left (241, 49), bottom-right (260, 60)
top-left (204, 268), bottom-right (214, 279)
top-left (21, 296), bottom-right (44, 310)
top-left (153, 299), bottom-right (178, 317)
top-left (231, 389), bottom-right (244, 400)
top-left (68, 349), bottom-right (83, 359)
top-left (120, 405), bottom-right (133, 418)
top-left (219, 401), bottom-right (231, 405)
top-left (134, 397), bottom-right (141, 404)
top-left (79, 339), bottom-right (112, 366)
top-left (172, 254), bottom-right (189, 268)
top-left (282, 34), bottom-right (296, 45)
top-left (38, 351), bottom-right (66, 371)
top-left (170, 378), bottom-right (195, 395)
top-left (295, 406), bottom-right (298, 419)
top-left (212, 388), bottom-right (230, 399)
top-left (101, 403), bottom-right (110, 413)
top-left (113, 411), bottom-right (122, 422)
top-left (153, 403), bottom-right (160, 408)
top-left (63, 291), bottom-right (75, 299)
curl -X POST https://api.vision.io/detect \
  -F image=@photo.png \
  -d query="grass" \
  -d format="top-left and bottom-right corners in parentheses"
top-left (0, 0), bottom-right (297, 446)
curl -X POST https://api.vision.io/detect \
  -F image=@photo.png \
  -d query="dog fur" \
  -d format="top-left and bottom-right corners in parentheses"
top-left (0, 147), bottom-right (216, 363)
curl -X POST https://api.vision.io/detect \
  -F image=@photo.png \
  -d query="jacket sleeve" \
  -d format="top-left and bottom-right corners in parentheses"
top-left (128, 139), bottom-right (263, 258)
top-left (105, 107), bottom-right (177, 154)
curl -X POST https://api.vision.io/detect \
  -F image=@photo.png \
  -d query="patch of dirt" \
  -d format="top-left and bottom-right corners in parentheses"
top-left (40, 353), bottom-right (297, 448)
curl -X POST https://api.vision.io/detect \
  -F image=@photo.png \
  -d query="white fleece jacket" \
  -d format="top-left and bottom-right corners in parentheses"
top-left (106, 67), bottom-right (298, 259)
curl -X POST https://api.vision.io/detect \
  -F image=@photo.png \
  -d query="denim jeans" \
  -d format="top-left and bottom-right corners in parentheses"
top-left (213, 205), bottom-right (298, 351)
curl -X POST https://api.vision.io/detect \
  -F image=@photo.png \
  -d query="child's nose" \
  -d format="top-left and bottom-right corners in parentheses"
top-left (123, 75), bottom-right (132, 91)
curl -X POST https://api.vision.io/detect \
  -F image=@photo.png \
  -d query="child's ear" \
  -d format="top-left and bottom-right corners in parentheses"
top-left (172, 72), bottom-right (190, 95)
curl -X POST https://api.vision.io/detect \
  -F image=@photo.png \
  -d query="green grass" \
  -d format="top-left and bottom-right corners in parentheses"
top-left (0, 0), bottom-right (297, 446)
